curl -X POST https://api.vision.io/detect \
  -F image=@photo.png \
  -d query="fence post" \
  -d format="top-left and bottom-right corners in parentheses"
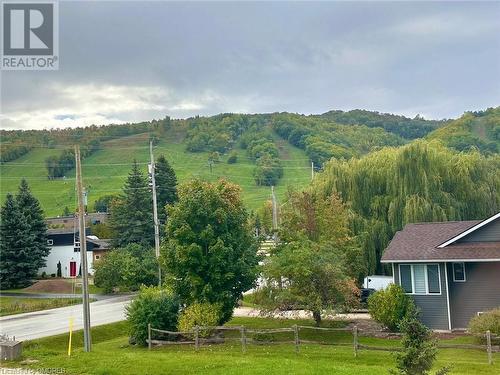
top-left (148, 323), bottom-right (151, 351)
top-left (195, 325), bottom-right (200, 351)
top-left (241, 325), bottom-right (247, 353)
top-left (486, 330), bottom-right (492, 365)
top-left (293, 324), bottom-right (300, 354)
top-left (353, 325), bottom-right (358, 358)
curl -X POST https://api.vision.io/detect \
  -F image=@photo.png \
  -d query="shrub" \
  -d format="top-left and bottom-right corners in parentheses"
top-left (368, 284), bottom-right (414, 331)
top-left (126, 286), bottom-right (180, 346)
top-left (391, 307), bottom-right (450, 375)
top-left (227, 151), bottom-right (238, 164)
top-left (93, 245), bottom-right (159, 293)
top-left (468, 307), bottom-right (500, 343)
top-left (178, 302), bottom-right (222, 338)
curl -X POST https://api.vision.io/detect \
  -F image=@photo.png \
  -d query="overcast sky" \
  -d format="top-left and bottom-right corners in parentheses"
top-left (1, 1), bottom-right (499, 130)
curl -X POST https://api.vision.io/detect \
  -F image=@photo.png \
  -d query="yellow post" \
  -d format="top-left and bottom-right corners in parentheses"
top-left (68, 317), bottom-right (74, 356)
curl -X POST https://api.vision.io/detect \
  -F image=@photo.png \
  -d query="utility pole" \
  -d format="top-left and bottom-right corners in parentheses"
top-left (149, 141), bottom-right (162, 286)
top-left (74, 145), bottom-right (91, 352)
top-left (311, 161), bottom-right (314, 181)
top-left (271, 186), bottom-right (278, 244)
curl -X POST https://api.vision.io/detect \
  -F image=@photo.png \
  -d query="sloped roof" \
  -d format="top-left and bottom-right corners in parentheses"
top-left (381, 219), bottom-right (500, 262)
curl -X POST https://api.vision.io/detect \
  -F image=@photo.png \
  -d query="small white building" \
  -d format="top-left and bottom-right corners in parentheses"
top-left (38, 228), bottom-right (110, 277)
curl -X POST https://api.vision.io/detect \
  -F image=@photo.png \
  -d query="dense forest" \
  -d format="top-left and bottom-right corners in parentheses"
top-left (426, 107), bottom-right (499, 154)
top-left (318, 109), bottom-right (448, 139)
top-left (313, 140), bottom-right (500, 274)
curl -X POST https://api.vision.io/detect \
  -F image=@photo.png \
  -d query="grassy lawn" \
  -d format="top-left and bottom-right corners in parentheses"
top-left (6, 317), bottom-right (499, 375)
top-left (0, 296), bottom-right (88, 316)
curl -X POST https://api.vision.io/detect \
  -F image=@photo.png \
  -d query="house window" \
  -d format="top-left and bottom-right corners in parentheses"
top-left (452, 262), bottom-right (466, 282)
top-left (47, 239), bottom-right (54, 246)
top-left (95, 255), bottom-right (100, 259)
top-left (399, 264), bottom-right (441, 295)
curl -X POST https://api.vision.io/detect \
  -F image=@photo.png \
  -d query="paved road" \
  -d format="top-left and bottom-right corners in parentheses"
top-left (0, 296), bottom-right (371, 342)
top-left (0, 295), bottom-right (131, 341)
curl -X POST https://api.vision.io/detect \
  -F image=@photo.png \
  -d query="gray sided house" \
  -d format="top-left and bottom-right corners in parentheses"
top-left (381, 212), bottom-right (500, 331)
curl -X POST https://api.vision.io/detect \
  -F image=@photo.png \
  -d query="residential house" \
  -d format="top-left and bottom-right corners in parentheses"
top-left (39, 227), bottom-right (111, 278)
top-left (381, 212), bottom-right (500, 331)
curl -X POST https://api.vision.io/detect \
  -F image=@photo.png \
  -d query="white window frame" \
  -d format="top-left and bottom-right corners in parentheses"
top-left (47, 239), bottom-right (54, 246)
top-left (399, 264), bottom-right (442, 295)
top-left (452, 262), bottom-right (466, 282)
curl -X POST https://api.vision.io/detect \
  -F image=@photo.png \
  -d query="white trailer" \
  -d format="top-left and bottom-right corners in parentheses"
top-left (363, 275), bottom-right (393, 290)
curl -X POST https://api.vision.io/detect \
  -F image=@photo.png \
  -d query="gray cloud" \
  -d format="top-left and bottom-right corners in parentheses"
top-left (1, 1), bottom-right (499, 129)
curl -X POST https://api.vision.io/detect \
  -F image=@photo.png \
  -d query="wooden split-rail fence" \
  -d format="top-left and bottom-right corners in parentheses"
top-left (147, 324), bottom-right (498, 365)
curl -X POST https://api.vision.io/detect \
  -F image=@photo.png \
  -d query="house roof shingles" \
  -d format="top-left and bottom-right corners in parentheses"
top-left (381, 220), bottom-right (500, 262)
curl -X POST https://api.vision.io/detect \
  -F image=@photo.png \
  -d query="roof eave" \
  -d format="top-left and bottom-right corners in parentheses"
top-left (437, 212), bottom-right (500, 248)
top-left (381, 258), bottom-right (500, 263)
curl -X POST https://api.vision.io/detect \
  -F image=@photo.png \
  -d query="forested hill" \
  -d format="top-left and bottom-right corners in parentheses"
top-left (318, 109), bottom-right (449, 139)
top-left (426, 107), bottom-right (499, 154)
top-left (0, 108), bottom-right (497, 217)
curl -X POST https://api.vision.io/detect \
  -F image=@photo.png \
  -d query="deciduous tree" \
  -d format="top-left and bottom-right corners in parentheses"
top-left (162, 179), bottom-right (259, 323)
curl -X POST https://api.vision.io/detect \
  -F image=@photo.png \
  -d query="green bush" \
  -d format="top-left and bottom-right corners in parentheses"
top-left (468, 307), bottom-right (500, 343)
top-left (125, 287), bottom-right (180, 346)
top-left (93, 245), bottom-right (158, 293)
top-left (368, 284), bottom-right (414, 331)
top-left (227, 151), bottom-right (238, 164)
top-left (391, 307), bottom-right (450, 375)
top-left (178, 302), bottom-right (222, 338)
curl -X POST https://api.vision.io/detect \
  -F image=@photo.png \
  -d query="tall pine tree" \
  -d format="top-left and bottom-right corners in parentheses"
top-left (0, 194), bottom-right (37, 288)
top-left (17, 179), bottom-right (50, 269)
top-left (155, 154), bottom-right (178, 223)
top-left (110, 160), bottom-right (154, 247)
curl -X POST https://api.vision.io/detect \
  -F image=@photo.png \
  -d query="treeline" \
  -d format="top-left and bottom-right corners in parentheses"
top-left (0, 144), bottom-right (31, 163)
top-left (1, 117), bottom-right (172, 150)
top-left (185, 114), bottom-right (268, 153)
top-left (314, 141), bottom-right (500, 274)
top-left (241, 128), bottom-right (283, 186)
top-left (271, 113), bottom-right (405, 167)
top-left (319, 109), bottom-right (447, 139)
top-left (45, 140), bottom-right (100, 178)
top-left (426, 108), bottom-right (499, 154)
top-left (185, 114), bottom-right (284, 185)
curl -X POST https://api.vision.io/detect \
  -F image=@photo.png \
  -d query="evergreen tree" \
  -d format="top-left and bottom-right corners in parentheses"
top-left (155, 155), bottom-right (178, 223)
top-left (16, 179), bottom-right (50, 270)
top-left (110, 161), bottom-right (154, 248)
top-left (0, 194), bottom-right (37, 288)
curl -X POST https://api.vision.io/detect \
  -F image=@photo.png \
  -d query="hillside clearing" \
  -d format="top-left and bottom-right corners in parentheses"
top-left (0, 132), bottom-right (311, 216)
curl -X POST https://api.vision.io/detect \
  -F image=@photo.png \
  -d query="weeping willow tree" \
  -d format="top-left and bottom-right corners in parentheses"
top-left (314, 140), bottom-right (500, 274)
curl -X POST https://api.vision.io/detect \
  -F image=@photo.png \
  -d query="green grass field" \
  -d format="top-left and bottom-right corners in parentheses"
top-left (7, 317), bottom-right (499, 375)
top-left (0, 130), bottom-right (311, 217)
top-left (0, 296), bottom-right (87, 316)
